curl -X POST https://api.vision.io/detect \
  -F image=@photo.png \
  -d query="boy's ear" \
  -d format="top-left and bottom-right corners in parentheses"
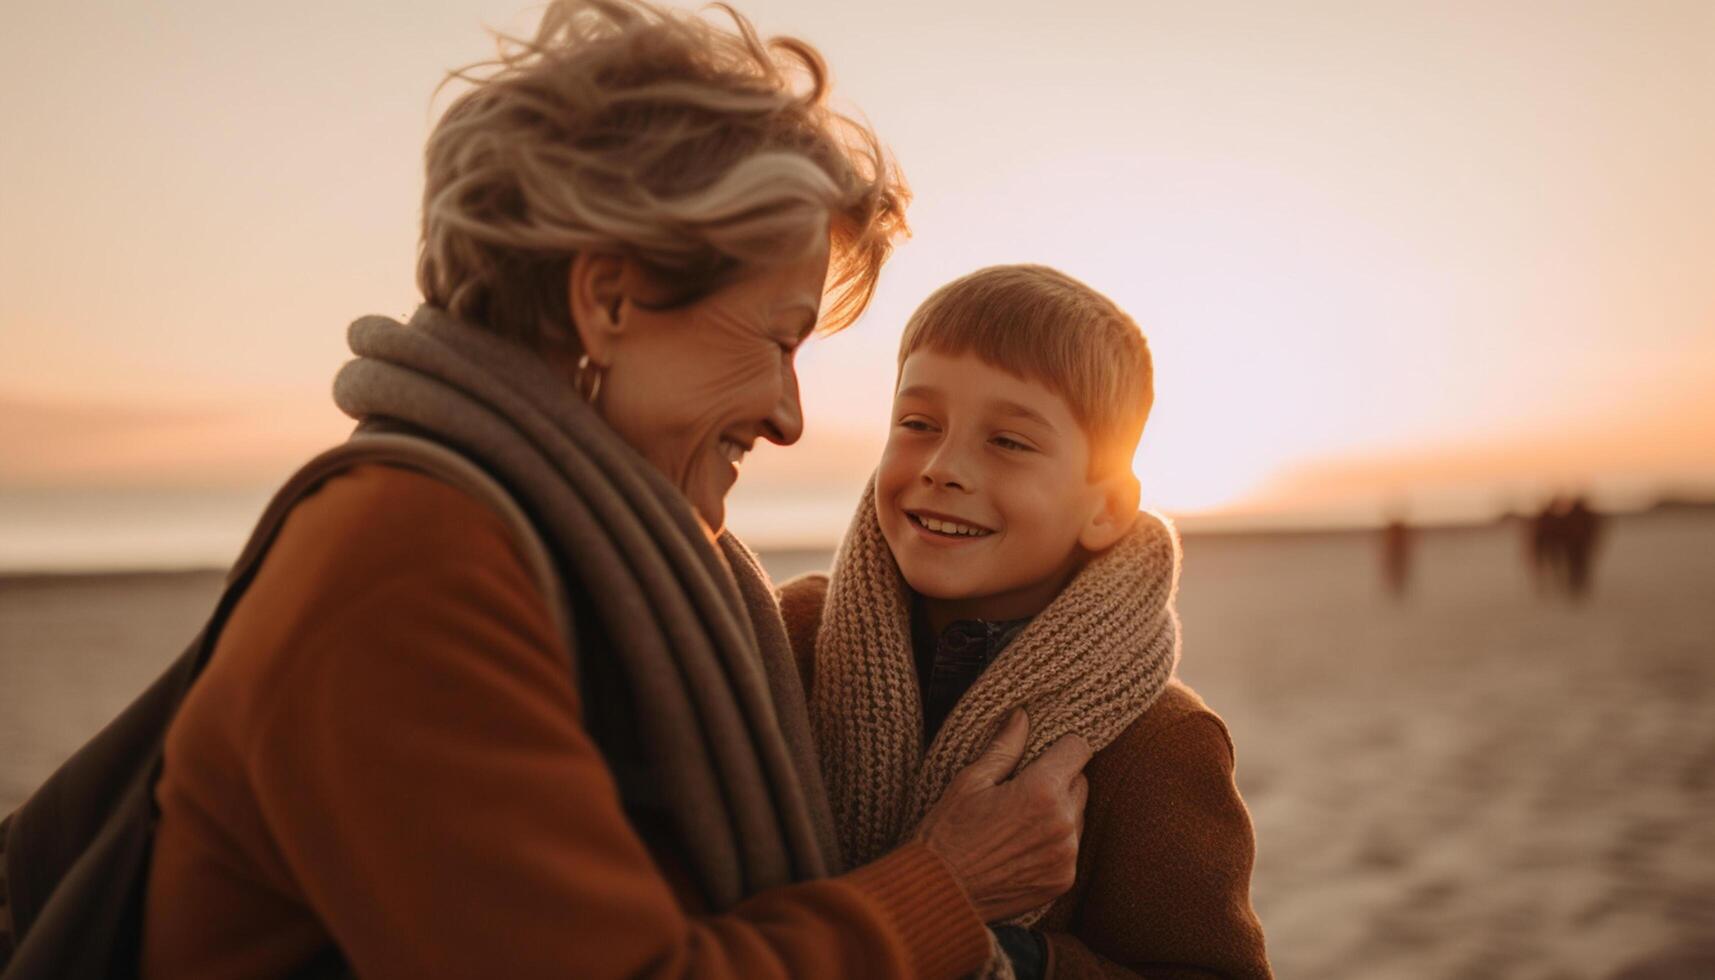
top-left (565, 251), bottom-right (629, 364)
top-left (1079, 469), bottom-right (1141, 553)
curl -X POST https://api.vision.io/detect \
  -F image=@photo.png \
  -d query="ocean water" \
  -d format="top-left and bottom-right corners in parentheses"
top-left (0, 486), bottom-right (278, 572)
top-left (0, 483), bottom-right (863, 574)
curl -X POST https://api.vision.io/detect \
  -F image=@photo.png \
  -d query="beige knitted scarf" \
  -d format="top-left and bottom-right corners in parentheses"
top-left (810, 477), bottom-right (1183, 928)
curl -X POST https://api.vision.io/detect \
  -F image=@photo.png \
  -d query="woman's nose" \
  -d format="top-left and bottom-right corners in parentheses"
top-left (761, 363), bottom-right (804, 446)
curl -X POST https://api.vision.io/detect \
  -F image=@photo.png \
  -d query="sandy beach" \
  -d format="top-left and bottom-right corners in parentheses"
top-left (3, 510), bottom-right (1712, 978)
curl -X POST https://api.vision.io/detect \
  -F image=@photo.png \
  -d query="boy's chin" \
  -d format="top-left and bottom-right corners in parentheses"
top-left (883, 524), bottom-right (1013, 601)
top-left (895, 561), bottom-right (987, 602)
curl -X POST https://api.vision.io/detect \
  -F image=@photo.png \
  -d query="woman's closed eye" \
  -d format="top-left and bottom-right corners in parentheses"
top-left (774, 314), bottom-right (818, 355)
top-left (770, 329), bottom-right (806, 356)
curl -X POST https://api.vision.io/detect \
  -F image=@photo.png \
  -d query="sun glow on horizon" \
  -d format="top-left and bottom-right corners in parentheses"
top-left (2, 0), bottom-right (1711, 564)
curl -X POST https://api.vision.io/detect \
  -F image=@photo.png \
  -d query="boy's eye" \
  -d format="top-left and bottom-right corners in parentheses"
top-left (898, 418), bottom-right (935, 432)
top-left (993, 436), bottom-right (1034, 452)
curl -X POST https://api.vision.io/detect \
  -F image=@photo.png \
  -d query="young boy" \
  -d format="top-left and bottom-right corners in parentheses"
top-left (780, 265), bottom-right (1271, 979)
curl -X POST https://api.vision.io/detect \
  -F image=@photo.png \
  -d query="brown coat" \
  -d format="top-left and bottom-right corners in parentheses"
top-left (780, 575), bottom-right (1272, 980)
top-left (142, 465), bottom-right (992, 980)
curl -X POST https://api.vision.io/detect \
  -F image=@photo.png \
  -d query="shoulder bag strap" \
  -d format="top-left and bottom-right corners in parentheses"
top-left (231, 432), bottom-right (573, 663)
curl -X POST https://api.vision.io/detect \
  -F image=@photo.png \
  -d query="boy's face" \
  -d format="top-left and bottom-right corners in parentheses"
top-left (876, 349), bottom-right (1120, 618)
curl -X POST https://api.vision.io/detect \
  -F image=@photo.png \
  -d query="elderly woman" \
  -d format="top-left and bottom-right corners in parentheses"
top-left (131, 1), bottom-right (1091, 978)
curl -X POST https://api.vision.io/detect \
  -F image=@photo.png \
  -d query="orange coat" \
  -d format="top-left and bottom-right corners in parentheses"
top-left (780, 575), bottom-right (1271, 980)
top-left (142, 465), bottom-right (991, 980)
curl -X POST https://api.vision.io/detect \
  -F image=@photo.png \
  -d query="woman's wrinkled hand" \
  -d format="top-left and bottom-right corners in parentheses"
top-left (914, 709), bottom-right (1091, 922)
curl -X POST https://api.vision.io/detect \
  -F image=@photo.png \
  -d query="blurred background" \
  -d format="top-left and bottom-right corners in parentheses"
top-left (3, 1), bottom-right (1712, 976)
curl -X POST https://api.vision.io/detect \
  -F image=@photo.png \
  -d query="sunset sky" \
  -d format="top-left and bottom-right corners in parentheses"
top-left (2, 0), bottom-right (1712, 566)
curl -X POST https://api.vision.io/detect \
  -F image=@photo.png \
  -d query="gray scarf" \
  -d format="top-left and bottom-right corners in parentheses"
top-left (331, 305), bottom-right (837, 910)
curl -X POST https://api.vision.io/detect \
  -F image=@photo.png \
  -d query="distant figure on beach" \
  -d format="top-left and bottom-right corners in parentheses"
top-left (1561, 496), bottom-right (1604, 598)
top-left (1530, 494), bottom-right (1605, 600)
top-left (1381, 516), bottom-right (1414, 598)
top-left (1529, 495), bottom-right (1567, 593)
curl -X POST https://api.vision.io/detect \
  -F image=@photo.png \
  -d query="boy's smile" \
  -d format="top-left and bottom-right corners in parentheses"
top-left (876, 350), bottom-right (1129, 628)
top-left (904, 508), bottom-right (996, 541)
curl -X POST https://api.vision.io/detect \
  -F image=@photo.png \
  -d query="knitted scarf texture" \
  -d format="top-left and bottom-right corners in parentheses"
top-left (811, 478), bottom-right (1184, 929)
top-left (332, 305), bottom-right (837, 910)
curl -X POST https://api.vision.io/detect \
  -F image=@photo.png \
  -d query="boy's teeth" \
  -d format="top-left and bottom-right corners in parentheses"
top-left (920, 515), bottom-right (988, 537)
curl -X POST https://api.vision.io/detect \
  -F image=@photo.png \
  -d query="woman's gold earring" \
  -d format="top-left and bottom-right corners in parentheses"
top-left (576, 353), bottom-right (604, 405)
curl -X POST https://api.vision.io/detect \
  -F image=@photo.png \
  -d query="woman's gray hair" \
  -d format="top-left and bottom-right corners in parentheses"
top-left (419, 0), bottom-right (910, 348)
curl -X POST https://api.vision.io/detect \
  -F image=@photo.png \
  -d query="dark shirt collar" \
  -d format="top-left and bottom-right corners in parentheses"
top-left (911, 601), bottom-right (1032, 746)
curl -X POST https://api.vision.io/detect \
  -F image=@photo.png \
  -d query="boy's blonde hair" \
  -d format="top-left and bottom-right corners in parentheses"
top-left (898, 264), bottom-right (1154, 478)
top-left (419, 0), bottom-right (909, 349)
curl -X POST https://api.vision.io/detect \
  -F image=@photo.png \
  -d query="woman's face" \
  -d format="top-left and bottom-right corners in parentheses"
top-left (589, 242), bottom-right (830, 531)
